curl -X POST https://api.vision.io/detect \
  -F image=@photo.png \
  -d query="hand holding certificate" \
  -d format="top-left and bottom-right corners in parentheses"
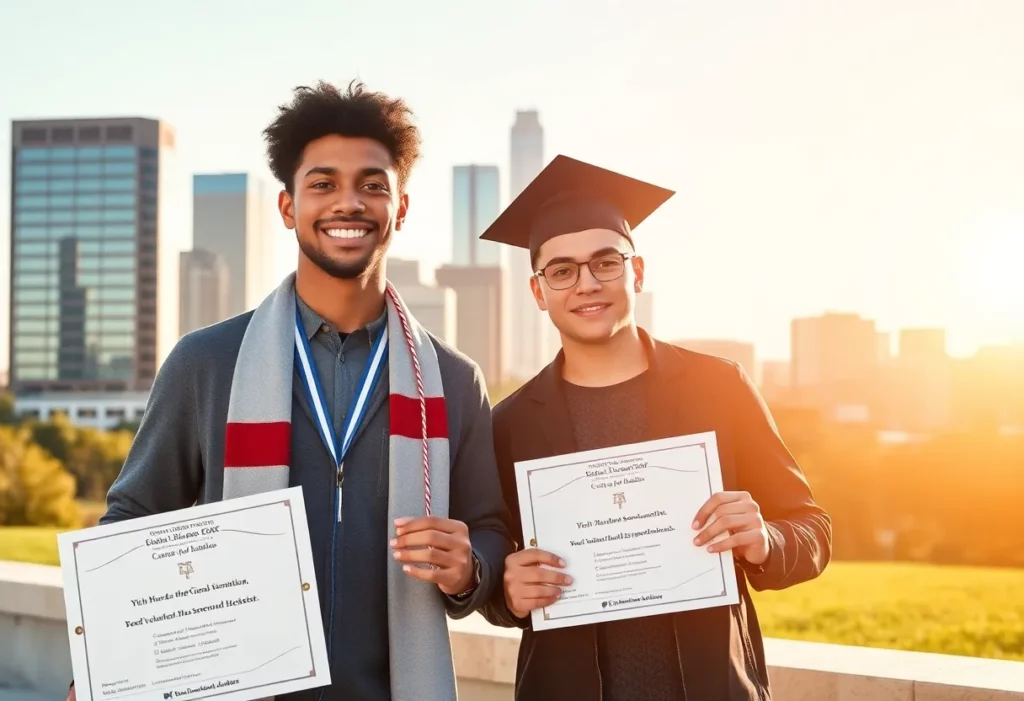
top-left (513, 432), bottom-right (740, 630)
top-left (58, 487), bottom-right (330, 701)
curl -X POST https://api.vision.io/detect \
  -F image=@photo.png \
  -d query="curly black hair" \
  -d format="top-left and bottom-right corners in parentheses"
top-left (263, 80), bottom-right (422, 193)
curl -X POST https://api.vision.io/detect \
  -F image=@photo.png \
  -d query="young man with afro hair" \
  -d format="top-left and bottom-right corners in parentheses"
top-left (66, 81), bottom-right (514, 701)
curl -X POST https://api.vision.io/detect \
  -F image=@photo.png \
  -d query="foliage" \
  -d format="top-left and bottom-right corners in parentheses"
top-left (29, 412), bottom-right (77, 463)
top-left (0, 426), bottom-right (81, 528)
top-left (0, 391), bottom-right (18, 425)
top-left (770, 405), bottom-right (1024, 569)
top-left (27, 413), bottom-right (134, 501)
top-left (65, 429), bottom-right (134, 502)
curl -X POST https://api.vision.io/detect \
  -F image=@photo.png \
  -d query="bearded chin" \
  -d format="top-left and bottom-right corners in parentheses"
top-left (297, 225), bottom-right (390, 281)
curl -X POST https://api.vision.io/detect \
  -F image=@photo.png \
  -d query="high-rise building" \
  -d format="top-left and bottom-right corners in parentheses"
top-left (8, 117), bottom-right (182, 394)
top-left (791, 312), bottom-right (879, 421)
top-left (387, 259), bottom-right (457, 346)
top-left (889, 328), bottom-right (951, 432)
top-left (192, 173), bottom-right (273, 316)
top-left (388, 258), bottom-right (425, 287)
top-left (759, 360), bottom-right (792, 404)
top-left (179, 249), bottom-right (230, 336)
top-left (452, 165), bottom-right (503, 267)
top-left (673, 339), bottom-right (756, 380)
top-left (510, 111), bottom-right (545, 197)
top-left (508, 110), bottom-right (549, 380)
top-left (435, 265), bottom-right (507, 387)
top-left (899, 328), bottom-right (946, 359)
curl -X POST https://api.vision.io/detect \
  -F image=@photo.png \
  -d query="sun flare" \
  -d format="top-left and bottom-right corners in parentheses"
top-left (973, 229), bottom-right (1024, 308)
top-left (957, 221), bottom-right (1024, 341)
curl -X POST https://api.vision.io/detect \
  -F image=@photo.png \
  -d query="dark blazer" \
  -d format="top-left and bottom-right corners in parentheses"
top-left (481, 330), bottom-right (832, 701)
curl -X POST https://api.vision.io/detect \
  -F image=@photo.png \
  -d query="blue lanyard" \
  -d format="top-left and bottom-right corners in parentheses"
top-left (294, 308), bottom-right (387, 697)
top-left (293, 308), bottom-right (388, 520)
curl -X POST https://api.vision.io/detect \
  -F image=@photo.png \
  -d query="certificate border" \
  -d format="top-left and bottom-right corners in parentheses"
top-left (71, 498), bottom-right (317, 701)
top-left (521, 435), bottom-right (730, 623)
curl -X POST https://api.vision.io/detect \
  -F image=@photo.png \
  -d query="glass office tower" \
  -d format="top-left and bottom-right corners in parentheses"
top-left (9, 118), bottom-right (178, 394)
top-left (452, 164), bottom-right (503, 267)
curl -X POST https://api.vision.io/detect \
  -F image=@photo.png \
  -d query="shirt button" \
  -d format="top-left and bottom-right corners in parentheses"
top-left (321, 324), bottom-right (330, 334)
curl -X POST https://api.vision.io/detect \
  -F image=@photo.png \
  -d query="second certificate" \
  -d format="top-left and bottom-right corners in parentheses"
top-left (515, 432), bottom-right (739, 631)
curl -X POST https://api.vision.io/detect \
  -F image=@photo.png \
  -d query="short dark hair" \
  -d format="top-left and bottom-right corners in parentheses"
top-left (263, 80), bottom-right (422, 193)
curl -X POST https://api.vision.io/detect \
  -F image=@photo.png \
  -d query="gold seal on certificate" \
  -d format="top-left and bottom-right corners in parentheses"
top-left (57, 487), bottom-right (330, 701)
top-left (514, 432), bottom-right (740, 631)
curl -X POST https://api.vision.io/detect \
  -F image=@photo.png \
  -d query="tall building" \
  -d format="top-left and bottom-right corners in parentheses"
top-left (388, 258), bottom-right (425, 287)
top-left (510, 111), bottom-right (545, 197)
top-left (759, 360), bottom-right (792, 404)
top-left (179, 249), bottom-right (230, 336)
top-left (452, 165), bottom-right (503, 267)
top-left (435, 265), bottom-right (507, 387)
top-left (791, 312), bottom-right (879, 421)
top-left (890, 328), bottom-right (951, 432)
top-left (508, 110), bottom-right (550, 380)
top-left (192, 173), bottom-right (273, 316)
top-left (8, 117), bottom-right (182, 394)
top-left (387, 259), bottom-right (457, 346)
top-left (674, 339), bottom-right (756, 380)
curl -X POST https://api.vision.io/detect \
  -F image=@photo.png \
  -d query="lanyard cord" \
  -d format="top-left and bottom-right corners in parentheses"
top-left (308, 284), bottom-right (432, 699)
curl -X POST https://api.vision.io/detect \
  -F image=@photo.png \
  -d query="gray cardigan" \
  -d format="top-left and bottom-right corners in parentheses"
top-left (99, 309), bottom-right (514, 700)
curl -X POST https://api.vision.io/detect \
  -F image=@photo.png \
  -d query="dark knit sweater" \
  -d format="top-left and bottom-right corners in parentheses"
top-left (563, 372), bottom-right (686, 701)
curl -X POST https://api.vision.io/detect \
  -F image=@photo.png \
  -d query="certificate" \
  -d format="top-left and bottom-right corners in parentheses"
top-left (515, 432), bottom-right (739, 631)
top-left (57, 487), bottom-right (330, 701)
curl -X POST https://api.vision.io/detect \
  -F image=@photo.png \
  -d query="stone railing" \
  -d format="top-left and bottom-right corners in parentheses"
top-left (2, 560), bottom-right (1022, 700)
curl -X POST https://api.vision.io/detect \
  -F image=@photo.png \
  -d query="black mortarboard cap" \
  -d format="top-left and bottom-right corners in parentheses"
top-left (479, 154), bottom-right (675, 265)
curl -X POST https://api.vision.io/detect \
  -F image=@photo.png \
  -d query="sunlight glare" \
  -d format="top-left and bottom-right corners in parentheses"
top-left (959, 217), bottom-right (1024, 343)
top-left (975, 228), bottom-right (1024, 309)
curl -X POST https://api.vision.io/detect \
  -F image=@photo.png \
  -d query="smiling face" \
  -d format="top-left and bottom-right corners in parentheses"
top-left (279, 134), bottom-right (408, 281)
top-left (530, 228), bottom-right (645, 345)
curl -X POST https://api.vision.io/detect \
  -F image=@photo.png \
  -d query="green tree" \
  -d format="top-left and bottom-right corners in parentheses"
top-left (30, 412), bottom-right (77, 464)
top-left (66, 428), bottom-right (133, 502)
top-left (0, 390), bottom-right (18, 425)
top-left (0, 425), bottom-right (81, 527)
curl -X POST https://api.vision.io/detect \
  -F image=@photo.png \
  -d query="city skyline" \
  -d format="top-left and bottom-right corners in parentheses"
top-left (2, 0), bottom-right (1024, 368)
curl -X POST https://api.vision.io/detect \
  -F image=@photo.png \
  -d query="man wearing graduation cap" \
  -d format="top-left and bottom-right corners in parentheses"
top-left (478, 156), bottom-right (832, 700)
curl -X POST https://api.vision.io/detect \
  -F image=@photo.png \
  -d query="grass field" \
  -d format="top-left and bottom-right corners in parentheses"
top-left (749, 560), bottom-right (1023, 661)
top-left (2, 526), bottom-right (1021, 662)
top-left (0, 526), bottom-right (62, 566)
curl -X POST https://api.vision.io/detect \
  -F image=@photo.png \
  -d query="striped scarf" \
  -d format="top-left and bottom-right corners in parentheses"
top-left (220, 272), bottom-right (457, 700)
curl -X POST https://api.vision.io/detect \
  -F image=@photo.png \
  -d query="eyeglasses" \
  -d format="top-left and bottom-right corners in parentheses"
top-left (533, 251), bottom-right (636, 291)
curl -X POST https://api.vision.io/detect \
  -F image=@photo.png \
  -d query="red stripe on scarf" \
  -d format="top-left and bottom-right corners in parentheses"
top-left (224, 421), bottom-right (291, 467)
top-left (389, 395), bottom-right (448, 439)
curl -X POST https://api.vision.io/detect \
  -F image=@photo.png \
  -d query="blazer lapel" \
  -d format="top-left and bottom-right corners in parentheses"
top-left (524, 354), bottom-right (579, 460)
top-left (641, 330), bottom-right (737, 491)
top-left (643, 333), bottom-right (691, 440)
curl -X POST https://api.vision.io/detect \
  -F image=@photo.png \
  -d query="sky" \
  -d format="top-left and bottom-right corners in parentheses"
top-left (2, 0), bottom-right (1023, 365)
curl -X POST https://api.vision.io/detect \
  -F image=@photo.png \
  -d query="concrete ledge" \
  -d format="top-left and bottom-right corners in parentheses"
top-left (3, 560), bottom-right (1024, 701)
top-left (446, 611), bottom-right (1024, 701)
top-left (765, 637), bottom-right (1024, 698)
top-left (0, 561), bottom-right (66, 621)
